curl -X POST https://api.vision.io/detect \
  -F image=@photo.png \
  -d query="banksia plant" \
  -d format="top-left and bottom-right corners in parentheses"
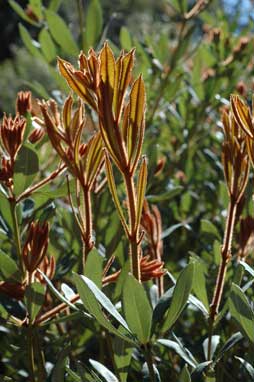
top-left (58, 42), bottom-right (147, 281)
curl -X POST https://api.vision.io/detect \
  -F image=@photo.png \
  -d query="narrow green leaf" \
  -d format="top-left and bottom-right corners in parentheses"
top-left (0, 250), bottom-right (21, 282)
top-left (200, 219), bottom-right (221, 240)
top-left (19, 24), bottom-right (44, 60)
top-left (84, 0), bottom-right (103, 50)
top-left (29, 0), bottom-right (43, 19)
top-left (49, 0), bottom-right (63, 11)
top-left (73, 274), bottom-right (134, 343)
top-left (142, 362), bottom-right (161, 382)
top-left (229, 283), bottom-right (254, 342)
top-left (203, 335), bottom-right (220, 361)
top-left (235, 357), bottom-right (254, 379)
top-left (84, 248), bottom-right (104, 288)
top-left (161, 222), bottom-right (191, 240)
top-left (190, 253), bottom-right (209, 309)
top-left (191, 361), bottom-right (212, 378)
top-left (45, 10), bottom-right (79, 56)
top-left (215, 332), bottom-right (243, 362)
top-left (74, 274), bottom-right (130, 332)
top-left (38, 270), bottom-right (80, 313)
top-left (51, 346), bottom-right (71, 382)
top-left (13, 145), bottom-right (39, 196)
top-left (152, 286), bottom-right (174, 331)
top-left (158, 338), bottom-right (197, 368)
top-left (89, 359), bottom-right (119, 382)
top-left (120, 27), bottom-right (132, 50)
top-left (65, 367), bottom-right (82, 382)
top-left (122, 274), bottom-right (152, 344)
top-left (113, 336), bottom-right (133, 382)
top-left (9, 0), bottom-right (38, 25)
top-left (161, 262), bottom-right (194, 333)
top-left (179, 365), bottom-right (191, 382)
top-left (239, 260), bottom-right (254, 278)
top-left (24, 282), bottom-right (45, 322)
top-left (39, 28), bottom-right (56, 63)
top-left (146, 186), bottom-right (183, 203)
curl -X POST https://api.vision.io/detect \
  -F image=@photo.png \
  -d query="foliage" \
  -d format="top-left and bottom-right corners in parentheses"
top-left (1, 0), bottom-right (254, 381)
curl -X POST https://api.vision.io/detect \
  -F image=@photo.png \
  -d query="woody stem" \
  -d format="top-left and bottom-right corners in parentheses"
top-left (82, 186), bottom-right (93, 270)
top-left (208, 198), bottom-right (237, 360)
top-left (124, 173), bottom-right (141, 282)
top-left (9, 197), bottom-right (25, 277)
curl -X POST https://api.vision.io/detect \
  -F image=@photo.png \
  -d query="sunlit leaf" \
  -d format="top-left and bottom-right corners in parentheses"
top-left (45, 10), bottom-right (79, 56)
top-left (122, 274), bottom-right (152, 344)
top-left (39, 28), bottom-right (56, 63)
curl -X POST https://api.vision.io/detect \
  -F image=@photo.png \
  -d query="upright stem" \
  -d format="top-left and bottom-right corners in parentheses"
top-left (82, 186), bottom-right (93, 269)
top-left (76, 0), bottom-right (85, 50)
top-left (27, 327), bottom-right (36, 382)
top-left (9, 197), bottom-right (25, 277)
top-left (124, 173), bottom-right (141, 282)
top-left (208, 199), bottom-right (237, 360)
top-left (144, 344), bottom-right (156, 382)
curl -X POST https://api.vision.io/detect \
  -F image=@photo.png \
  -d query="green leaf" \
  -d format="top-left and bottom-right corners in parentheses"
top-left (23, 80), bottom-right (50, 99)
top-left (38, 270), bottom-right (80, 313)
top-left (239, 260), bottom-right (254, 278)
top-left (0, 194), bottom-right (12, 233)
top-left (158, 336), bottom-right (197, 368)
top-left (89, 360), bottom-right (118, 382)
top-left (200, 219), bottom-right (221, 240)
top-left (39, 28), bottom-right (56, 63)
top-left (19, 24), bottom-right (44, 60)
top-left (161, 262), bottom-right (194, 333)
top-left (235, 357), bottom-right (254, 379)
top-left (152, 286), bottom-right (174, 330)
top-left (120, 27), bottom-right (132, 51)
top-left (9, 0), bottom-right (39, 25)
top-left (51, 345), bottom-right (71, 382)
top-left (84, 0), bottom-right (103, 50)
top-left (142, 362), bottom-right (161, 382)
top-left (84, 248), bottom-right (104, 288)
top-left (146, 186), bottom-right (183, 203)
top-left (215, 332), bottom-right (243, 362)
top-left (65, 367), bottom-right (82, 382)
top-left (203, 335), bottom-right (220, 360)
top-left (189, 253), bottom-right (209, 309)
top-left (24, 282), bottom-right (45, 322)
top-left (122, 274), bottom-right (152, 344)
top-left (113, 336), bottom-right (133, 382)
top-left (73, 274), bottom-right (134, 343)
top-left (161, 222), bottom-right (191, 240)
top-left (29, 0), bottom-right (43, 19)
top-left (45, 10), bottom-right (79, 56)
top-left (179, 365), bottom-right (191, 382)
top-left (49, 0), bottom-right (63, 11)
top-left (191, 361), bottom-right (212, 378)
top-left (13, 145), bottom-right (39, 196)
top-left (229, 283), bottom-right (254, 342)
top-left (0, 250), bottom-right (21, 282)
